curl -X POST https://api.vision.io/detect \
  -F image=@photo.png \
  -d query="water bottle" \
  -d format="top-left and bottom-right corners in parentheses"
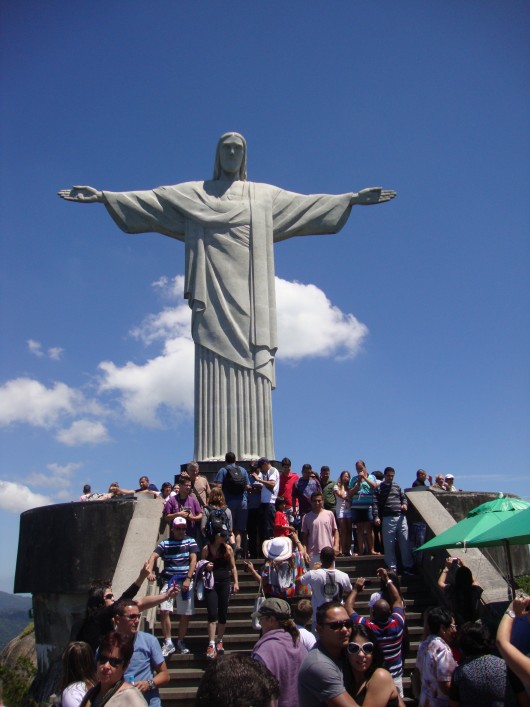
top-left (124, 673), bottom-right (135, 685)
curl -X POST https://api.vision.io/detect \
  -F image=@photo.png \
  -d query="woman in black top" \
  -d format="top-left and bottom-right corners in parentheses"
top-left (201, 527), bottom-right (239, 659)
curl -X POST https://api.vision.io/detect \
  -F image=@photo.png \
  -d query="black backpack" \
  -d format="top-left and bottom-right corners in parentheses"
top-left (222, 465), bottom-right (247, 495)
top-left (205, 506), bottom-right (230, 540)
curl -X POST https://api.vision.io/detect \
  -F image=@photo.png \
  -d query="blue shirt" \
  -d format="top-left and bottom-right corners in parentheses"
top-left (127, 632), bottom-right (164, 707)
top-left (155, 536), bottom-right (198, 580)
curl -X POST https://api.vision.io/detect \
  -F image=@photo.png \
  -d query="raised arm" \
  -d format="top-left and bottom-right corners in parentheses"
top-left (350, 187), bottom-right (396, 206)
top-left (57, 186), bottom-right (104, 203)
top-left (377, 567), bottom-right (403, 609)
top-left (496, 597), bottom-right (530, 688)
top-left (345, 577), bottom-right (365, 615)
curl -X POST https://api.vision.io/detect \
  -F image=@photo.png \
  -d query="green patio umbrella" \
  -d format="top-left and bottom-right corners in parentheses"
top-left (469, 505), bottom-right (530, 546)
top-left (415, 495), bottom-right (530, 553)
top-left (465, 505), bottom-right (530, 595)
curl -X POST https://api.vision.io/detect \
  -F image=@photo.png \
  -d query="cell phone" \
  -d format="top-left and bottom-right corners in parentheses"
top-left (452, 557), bottom-right (458, 564)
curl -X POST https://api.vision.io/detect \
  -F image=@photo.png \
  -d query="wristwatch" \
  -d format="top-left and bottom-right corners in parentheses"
top-left (505, 609), bottom-right (516, 618)
top-left (147, 678), bottom-right (155, 690)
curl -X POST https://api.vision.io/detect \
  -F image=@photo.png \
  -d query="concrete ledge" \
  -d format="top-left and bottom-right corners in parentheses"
top-left (15, 499), bottom-right (135, 594)
top-left (113, 494), bottom-right (166, 597)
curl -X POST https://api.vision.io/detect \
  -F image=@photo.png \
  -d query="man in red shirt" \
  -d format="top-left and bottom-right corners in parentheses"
top-left (278, 457), bottom-right (299, 526)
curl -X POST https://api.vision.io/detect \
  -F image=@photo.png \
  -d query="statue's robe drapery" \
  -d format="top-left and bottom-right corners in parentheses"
top-left (103, 180), bottom-right (352, 460)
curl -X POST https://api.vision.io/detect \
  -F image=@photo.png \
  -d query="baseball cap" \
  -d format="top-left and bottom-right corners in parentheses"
top-left (445, 474), bottom-right (454, 480)
top-left (369, 592), bottom-right (382, 608)
top-left (257, 457), bottom-right (269, 466)
top-left (172, 517), bottom-right (187, 527)
top-left (251, 597), bottom-right (291, 621)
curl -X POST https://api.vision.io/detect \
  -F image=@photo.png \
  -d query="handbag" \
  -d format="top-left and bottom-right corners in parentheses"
top-left (252, 579), bottom-right (266, 631)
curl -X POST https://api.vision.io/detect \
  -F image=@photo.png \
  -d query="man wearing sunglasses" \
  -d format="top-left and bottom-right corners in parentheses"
top-left (298, 601), bottom-right (358, 706)
top-left (113, 598), bottom-right (170, 706)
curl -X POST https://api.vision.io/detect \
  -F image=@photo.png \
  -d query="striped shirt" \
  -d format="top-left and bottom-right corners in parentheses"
top-left (350, 607), bottom-right (405, 678)
top-left (155, 536), bottom-right (198, 580)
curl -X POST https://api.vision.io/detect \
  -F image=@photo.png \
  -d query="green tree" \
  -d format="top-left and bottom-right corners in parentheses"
top-left (0, 655), bottom-right (37, 707)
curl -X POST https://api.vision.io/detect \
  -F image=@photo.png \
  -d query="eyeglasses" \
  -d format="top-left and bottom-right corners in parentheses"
top-left (97, 654), bottom-right (124, 668)
top-left (322, 619), bottom-right (354, 630)
top-left (104, 593), bottom-right (114, 600)
top-left (347, 641), bottom-right (374, 655)
top-left (121, 613), bottom-right (140, 621)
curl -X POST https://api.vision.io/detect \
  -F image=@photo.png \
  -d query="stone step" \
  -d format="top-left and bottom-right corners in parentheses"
top-left (151, 617), bottom-right (426, 636)
top-left (157, 634), bottom-right (425, 655)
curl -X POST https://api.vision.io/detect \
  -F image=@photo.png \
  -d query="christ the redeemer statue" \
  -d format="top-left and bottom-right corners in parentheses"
top-left (59, 132), bottom-right (395, 461)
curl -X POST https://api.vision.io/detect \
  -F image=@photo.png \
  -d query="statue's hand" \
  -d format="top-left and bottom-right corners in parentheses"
top-left (57, 185), bottom-right (103, 203)
top-left (352, 187), bottom-right (397, 205)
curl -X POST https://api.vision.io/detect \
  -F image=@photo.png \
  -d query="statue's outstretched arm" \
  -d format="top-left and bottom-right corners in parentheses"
top-left (350, 187), bottom-right (396, 206)
top-left (57, 186), bottom-right (104, 203)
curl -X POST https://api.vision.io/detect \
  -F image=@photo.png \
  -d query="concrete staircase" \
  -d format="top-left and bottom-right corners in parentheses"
top-left (154, 555), bottom-right (434, 706)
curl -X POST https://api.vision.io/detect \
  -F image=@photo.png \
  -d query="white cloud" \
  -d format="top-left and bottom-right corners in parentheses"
top-left (26, 461), bottom-right (82, 488)
top-left (56, 420), bottom-right (111, 446)
top-left (0, 378), bottom-right (83, 427)
top-left (27, 339), bottom-right (64, 360)
top-left (27, 339), bottom-right (44, 357)
top-left (98, 336), bottom-right (194, 426)
top-left (275, 278), bottom-right (368, 361)
top-left (0, 481), bottom-right (52, 514)
top-left (48, 347), bottom-right (64, 361)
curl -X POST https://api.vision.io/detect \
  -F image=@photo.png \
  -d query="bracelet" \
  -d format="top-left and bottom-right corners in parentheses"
top-left (386, 580), bottom-right (393, 585)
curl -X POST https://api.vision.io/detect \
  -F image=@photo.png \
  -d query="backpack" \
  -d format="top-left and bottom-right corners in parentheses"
top-left (222, 465), bottom-right (247, 495)
top-left (205, 505), bottom-right (230, 540)
top-left (268, 560), bottom-right (295, 592)
top-left (323, 570), bottom-right (343, 601)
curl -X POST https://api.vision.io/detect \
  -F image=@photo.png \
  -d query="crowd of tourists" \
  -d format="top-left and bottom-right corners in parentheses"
top-left (54, 456), bottom-right (529, 706)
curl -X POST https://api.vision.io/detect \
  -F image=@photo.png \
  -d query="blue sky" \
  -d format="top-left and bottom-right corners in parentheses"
top-left (1, 1), bottom-right (529, 592)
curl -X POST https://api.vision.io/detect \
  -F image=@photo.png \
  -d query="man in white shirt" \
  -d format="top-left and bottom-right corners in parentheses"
top-left (258, 457), bottom-right (280, 540)
top-left (299, 547), bottom-right (352, 629)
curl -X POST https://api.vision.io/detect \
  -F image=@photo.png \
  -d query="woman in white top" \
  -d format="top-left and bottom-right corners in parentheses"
top-left (59, 641), bottom-right (96, 707)
top-left (334, 471), bottom-right (354, 556)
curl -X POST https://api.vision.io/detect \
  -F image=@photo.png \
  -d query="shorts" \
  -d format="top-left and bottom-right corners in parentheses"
top-left (228, 497), bottom-right (248, 531)
top-left (336, 508), bottom-right (352, 520)
top-left (160, 581), bottom-right (195, 616)
top-left (351, 507), bottom-right (373, 523)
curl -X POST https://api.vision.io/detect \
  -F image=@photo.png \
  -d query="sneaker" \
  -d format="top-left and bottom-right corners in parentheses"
top-left (402, 568), bottom-right (416, 576)
top-left (206, 643), bottom-right (216, 659)
top-left (161, 641), bottom-right (175, 658)
top-left (215, 639), bottom-right (225, 655)
top-left (176, 639), bottom-right (190, 654)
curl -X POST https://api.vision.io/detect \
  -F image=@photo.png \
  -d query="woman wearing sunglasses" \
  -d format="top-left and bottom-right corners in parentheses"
top-left (80, 632), bottom-right (147, 706)
top-left (346, 624), bottom-right (404, 707)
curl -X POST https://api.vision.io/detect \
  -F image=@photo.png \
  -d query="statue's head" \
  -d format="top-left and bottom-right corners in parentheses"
top-left (213, 132), bottom-right (247, 180)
